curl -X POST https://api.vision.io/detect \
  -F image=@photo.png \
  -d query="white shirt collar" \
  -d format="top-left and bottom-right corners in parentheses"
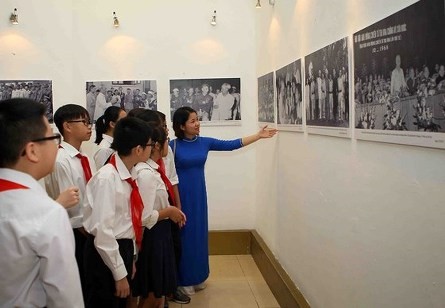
top-left (0, 168), bottom-right (46, 194)
top-left (60, 141), bottom-right (80, 158)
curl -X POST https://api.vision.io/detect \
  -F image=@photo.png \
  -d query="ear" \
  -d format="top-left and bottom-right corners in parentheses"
top-left (180, 124), bottom-right (185, 131)
top-left (63, 121), bottom-right (72, 134)
top-left (110, 121), bottom-right (116, 129)
top-left (23, 142), bottom-right (40, 163)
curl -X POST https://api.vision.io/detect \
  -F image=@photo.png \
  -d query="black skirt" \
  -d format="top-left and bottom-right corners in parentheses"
top-left (132, 219), bottom-right (177, 298)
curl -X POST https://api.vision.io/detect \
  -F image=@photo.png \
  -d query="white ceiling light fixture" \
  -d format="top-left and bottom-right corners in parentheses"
top-left (210, 10), bottom-right (217, 26)
top-left (10, 8), bottom-right (19, 25)
top-left (113, 11), bottom-right (119, 28)
top-left (256, 0), bottom-right (262, 9)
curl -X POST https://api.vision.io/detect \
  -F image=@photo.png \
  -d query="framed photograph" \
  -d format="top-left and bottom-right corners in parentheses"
top-left (85, 80), bottom-right (157, 121)
top-left (353, 0), bottom-right (445, 149)
top-left (304, 37), bottom-right (351, 138)
top-left (170, 78), bottom-right (241, 126)
top-left (0, 80), bottom-right (53, 123)
top-left (258, 72), bottom-right (275, 124)
top-left (276, 59), bottom-right (303, 132)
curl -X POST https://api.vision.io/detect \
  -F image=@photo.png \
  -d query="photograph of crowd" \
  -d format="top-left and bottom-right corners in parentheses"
top-left (170, 78), bottom-right (241, 124)
top-left (276, 59), bottom-right (303, 129)
top-left (258, 72), bottom-right (275, 123)
top-left (354, 0), bottom-right (445, 139)
top-left (305, 37), bottom-right (350, 129)
top-left (85, 80), bottom-right (157, 122)
top-left (0, 80), bottom-right (53, 122)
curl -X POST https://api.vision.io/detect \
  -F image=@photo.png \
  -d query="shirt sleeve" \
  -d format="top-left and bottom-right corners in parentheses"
top-left (86, 176), bottom-right (127, 281)
top-left (138, 169), bottom-right (160, 229)
top-left (165, 147), bottom-right (179, 185)
top-left (94, 147), bottom-right (115, 170)
top-left (32, 206), bottom-right (84, 307)
top-left (207, 137), bottom-right (243, 151)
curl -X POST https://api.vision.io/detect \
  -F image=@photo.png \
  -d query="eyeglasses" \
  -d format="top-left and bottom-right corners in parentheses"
top-left (67, 119), bottom-right (92, 127)
top-left (31, 133), bottom-right (62, 145)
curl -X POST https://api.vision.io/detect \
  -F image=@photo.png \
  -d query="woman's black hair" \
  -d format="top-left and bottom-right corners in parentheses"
top-left (172, 106), bottom-right (196, 139)
top-left (95, 106), bottom-right (125, 144)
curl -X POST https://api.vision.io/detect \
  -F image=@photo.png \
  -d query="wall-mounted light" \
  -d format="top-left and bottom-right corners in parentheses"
top-left (10, 8), bottom-right (19, 25)
top-left (256, 0), bottom-right (262, 8)
top-left (113, 12), bottom-right (119, 28)
top-left (210, 10), bottom-right (217, 26)
top-left (269, 0), bottom-right (276, 5)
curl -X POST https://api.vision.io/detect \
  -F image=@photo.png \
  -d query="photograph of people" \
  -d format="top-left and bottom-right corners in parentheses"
top-left (86, 80), bottom-right (157, 122)
top-left (170, 78), bottom-right (241, 124)
top-left (0, 80), bottom-right (53, 122)
top-left (304, 37), bottom-right (350, 128)
top-left (257, 72), bottom-right (275, 123)
top-left (275, 59), bottom-right (303, 128)
top-left (353, 0), bottom-right (445, 137)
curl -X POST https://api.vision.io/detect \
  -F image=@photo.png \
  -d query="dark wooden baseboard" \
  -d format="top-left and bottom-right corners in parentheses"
top-left (209, 230), bottom-right (310, 308)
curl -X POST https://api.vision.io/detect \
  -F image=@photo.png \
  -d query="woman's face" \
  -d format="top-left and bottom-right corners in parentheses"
top-left (181, 112), bottom-right (200, 137)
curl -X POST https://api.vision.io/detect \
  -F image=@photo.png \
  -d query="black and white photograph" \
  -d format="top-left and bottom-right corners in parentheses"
top-left (85, 80), bottom-right (157, 122)
top-left (276, 59), bottom-right (303, 131)
top-left (0, 80), bottom-right (53, 123)
top-left (170, 78), bottom-right (241, 125)
top-left (305, 37), bottom-right (350, 138)
top-left (257, 72), bottom-right (275, 124)
top-left (353, 0), bottom-right (445, 149)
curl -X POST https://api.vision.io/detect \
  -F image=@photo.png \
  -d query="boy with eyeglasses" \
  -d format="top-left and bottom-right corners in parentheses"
top-left (44, 103), bottom-right (95, 299)
top-left (83, 117), bottom-right (154, 307)
top-left (0, 98), bottom-right (83, 307)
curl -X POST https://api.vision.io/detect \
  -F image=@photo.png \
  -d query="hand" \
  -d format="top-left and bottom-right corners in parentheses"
top-left (170, 207), bottom-right (186, 225)
top-left (115, 277), bottom-right (130, 298)
top-left (258, 125), bottom-right (278, 139)
top-left (56, 186), bottom-right (80, 209)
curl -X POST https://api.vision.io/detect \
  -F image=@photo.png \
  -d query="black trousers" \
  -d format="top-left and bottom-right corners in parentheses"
top-left (83, 235), bottom-right (133, 308)
top-left (73, 228), bottom-right (87, 298)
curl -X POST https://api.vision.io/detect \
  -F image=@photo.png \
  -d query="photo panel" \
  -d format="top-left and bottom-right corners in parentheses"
top-left (276, 59), bottom-right (303, 132)
top-left (85, 80), bottom-right (157, 122)
top-left (170, 78), bottom-right (241, 126)
top-left (353, 0), bottom-right (445, 149)
top-left (0, 80), bottom-right (53, 123)
top-left (305, 37), bottom-right (351, 138)
top-left (258, 72), bottom-right (275, 125)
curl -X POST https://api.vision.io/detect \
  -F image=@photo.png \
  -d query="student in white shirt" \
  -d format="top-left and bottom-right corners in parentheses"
top-left (130, 118), bottom-right (186, 308)
top-left (44, 104), bottom-right (94, 297)
top-left (0, 98), bottom-right (83, 307)
top-left (94, 106), bottom-right (127, 169)
top-left (83, 117), bottom-right (154, 308)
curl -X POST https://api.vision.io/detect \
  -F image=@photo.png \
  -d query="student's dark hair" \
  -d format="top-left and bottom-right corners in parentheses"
top-left (156, 111), bottom-right (166, 122)
top-left (150, 125), bottom-right (167, 146)
top-left (172, 106), bottom-right (196, 139)
top-left (127, 108), bottom-right (146, 118)
top-left (0, 98), bottom-right (47, 167)
top-left (54, 104), bottom-right (89, 137)
top-left (111, 117), bottom-right (152, 156)
top-left (95, 106), bottom-right (125, 144)
top-left (135, 109), bottom-right (161, 125)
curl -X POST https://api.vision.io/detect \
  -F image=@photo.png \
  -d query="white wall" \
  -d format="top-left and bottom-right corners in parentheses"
top-left (255, 0), bottom-right (445, 307)
top-left (1, 0), bottom-right (261, 229)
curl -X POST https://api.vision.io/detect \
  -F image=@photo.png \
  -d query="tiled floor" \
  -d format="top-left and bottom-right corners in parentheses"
top-left (169, 255), bottom-right (280, 308)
